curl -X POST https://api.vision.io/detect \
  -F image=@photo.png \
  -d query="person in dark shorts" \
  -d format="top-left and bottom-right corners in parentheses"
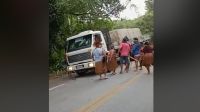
top-left (124, 36), bottom-right (132, 72)
top-left (119, 38), bottom-right (131, 74)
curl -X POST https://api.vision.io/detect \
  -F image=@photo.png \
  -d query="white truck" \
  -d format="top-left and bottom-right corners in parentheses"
top-left (65, 28), bottom-right (142, 75)
top-left (65, 30), bottom-right (109, 75)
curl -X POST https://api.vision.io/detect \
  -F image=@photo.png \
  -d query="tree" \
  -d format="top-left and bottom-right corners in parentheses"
top-left (112, 0), bottom-right (153, 37)
top-left (49, 0), bottom-right (127, 73)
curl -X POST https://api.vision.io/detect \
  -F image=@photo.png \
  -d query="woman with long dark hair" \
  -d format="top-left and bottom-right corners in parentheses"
top-left (141, 41), bottom-right (153, 74)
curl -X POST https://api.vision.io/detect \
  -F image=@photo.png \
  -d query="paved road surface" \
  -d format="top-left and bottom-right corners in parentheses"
top-left (49, 64), bottom-right (153, 112)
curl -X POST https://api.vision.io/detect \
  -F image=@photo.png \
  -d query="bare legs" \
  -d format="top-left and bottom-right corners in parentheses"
top-left (99, 73), bottom-right (108, 80)
top-left (139, 60), bottom-right (143, 70)
top-left (135, 60), bottom-right (139, 71)
top-left (112, 69), bottom-right (116, 75)
top-left (125, 64), bottom-right (129, 73)
top-left (120, 64), bottom-right (123, 74)
top-left (134, 56), bottom-right (142, 71)
top-left (120, 63), bottom-right (129, 74)
top-left (99, 74), bottom-right (103, 80)
top-left (145, 65), bottom-right (150, 74)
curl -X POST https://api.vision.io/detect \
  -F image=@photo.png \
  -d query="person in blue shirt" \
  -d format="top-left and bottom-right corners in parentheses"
top-left (92, 34), bottom-right (108, 80)
top-left (131, 38), bottom-right (141, 71)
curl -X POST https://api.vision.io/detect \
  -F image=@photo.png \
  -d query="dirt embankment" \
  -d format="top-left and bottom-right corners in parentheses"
top-left (49, 70), bottom-right (67, 80)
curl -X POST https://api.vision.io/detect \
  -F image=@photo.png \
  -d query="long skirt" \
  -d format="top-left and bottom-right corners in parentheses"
top-left (107, 58), bottom-right (118, 71)
top-left (142, 53), bottom-right (153, 67)
top-left (95, 61), bottom-right (107, 75)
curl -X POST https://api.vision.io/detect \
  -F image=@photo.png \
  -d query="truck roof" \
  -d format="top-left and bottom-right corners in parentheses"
top-left (109, 28), bottom-right (142, 42)
top-left (66, 30), bottom-right (101, 41)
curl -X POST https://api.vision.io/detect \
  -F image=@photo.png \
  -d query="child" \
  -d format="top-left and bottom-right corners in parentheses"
top-left (107, 45), bottom-right (118, 75)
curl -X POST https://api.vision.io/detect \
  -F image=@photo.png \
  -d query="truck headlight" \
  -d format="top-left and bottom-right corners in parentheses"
top-left (88, 62), bottom-right (94, 67)
top-left (68, 66), bottom-right (73, 71)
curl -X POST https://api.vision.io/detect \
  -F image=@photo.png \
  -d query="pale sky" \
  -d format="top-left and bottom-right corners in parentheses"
top-left (111, 0), bottom-right (146, 20)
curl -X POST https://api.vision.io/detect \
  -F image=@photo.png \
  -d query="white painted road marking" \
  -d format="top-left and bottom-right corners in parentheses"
top-left (49, 84), bottom-right (65, 91)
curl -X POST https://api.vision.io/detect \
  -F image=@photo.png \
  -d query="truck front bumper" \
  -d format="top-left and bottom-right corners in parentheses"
top-left (67, 61), bottom-right (95, 71)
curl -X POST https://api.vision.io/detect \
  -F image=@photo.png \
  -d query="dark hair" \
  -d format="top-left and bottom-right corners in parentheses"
top-left (110, 45), bottom-right (114, 49)
top-left (134, 38), bottom-right (138, 41)
top-left (122, 38), bottom-right (127, 42)
top-left (94, 34), bottom-right (102, 41)
top-left (144, 41), bottom-right (149, 45)
top-left (93, 34), bottom-right (102, 47)
top-left (124, 36), bottom-right (129, 41)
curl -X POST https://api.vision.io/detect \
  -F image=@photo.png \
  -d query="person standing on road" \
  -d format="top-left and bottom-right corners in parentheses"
top-left (119, 38), bottom-right (131, 74)
top-left (124, 36), bottom-right (132, 71)
top-left (131, 38), bottom-right (142, 71)
top-left (139, 42), bottom-right (144, 70)
top-left (107, 45), bottom-right (118, 75)
top-left (92, 34), bottom-right (108, 80)
top-left (141, 41), bottom-right (153, 74)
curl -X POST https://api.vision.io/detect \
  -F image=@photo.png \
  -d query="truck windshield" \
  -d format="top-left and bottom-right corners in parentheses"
top-left (67, 34), bottom-right (92, 52)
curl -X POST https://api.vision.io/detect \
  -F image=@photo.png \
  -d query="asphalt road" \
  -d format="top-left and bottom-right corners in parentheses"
top-left (49, 64), bottom-right (153, 112)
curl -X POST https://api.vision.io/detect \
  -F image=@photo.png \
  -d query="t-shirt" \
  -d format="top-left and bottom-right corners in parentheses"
top-left (119, 42), bottom-right (130, 56)
top-left (92, 47), bottom-right (104, 62)
top-left (132, 43), bottom-right (141, 56)
top-left (127, 42), bottom-right (132, 51)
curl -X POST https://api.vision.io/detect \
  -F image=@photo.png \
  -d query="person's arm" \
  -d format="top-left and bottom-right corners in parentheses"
top-left (118, 43), bottom-right (122, 56)
top-left (129, 56), bottom-right (138, 61)
top-left (111, 50), bottom-right (115, 60)
top-left (119, 43), bottom-right (122, 49)
top-left (101, 47), bottom-right (106, 56)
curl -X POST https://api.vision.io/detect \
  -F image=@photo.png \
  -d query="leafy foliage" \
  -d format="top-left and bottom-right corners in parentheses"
top-left (49, 0), bottom-right (153, 73)
top-left (113, 0), bottom-right (153, 36)
top-left (49, 0), bottom-right (126, 72)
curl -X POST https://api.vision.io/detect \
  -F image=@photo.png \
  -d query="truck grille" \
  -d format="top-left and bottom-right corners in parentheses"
top-left (68, 52), bottom-right (92, 63)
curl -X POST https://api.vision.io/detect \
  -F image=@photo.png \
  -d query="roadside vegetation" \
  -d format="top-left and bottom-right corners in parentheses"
top-left (49, 0), bottom-right (153, 74)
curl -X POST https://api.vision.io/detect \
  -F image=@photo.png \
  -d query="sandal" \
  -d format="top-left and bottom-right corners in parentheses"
top-left (104, 77), bottom-right (108, 79)
top-left (112, 72), bottom-right (116, 75)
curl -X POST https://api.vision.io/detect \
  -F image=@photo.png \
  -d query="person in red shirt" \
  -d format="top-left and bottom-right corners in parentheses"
top-left (123, 36), bottom-right (132, 72)
top-left (119, 38), bottom-right (131, 74)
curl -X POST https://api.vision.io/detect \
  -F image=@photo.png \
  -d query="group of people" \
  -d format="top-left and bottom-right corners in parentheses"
top-left (92, 34), bottom-right (153, 80)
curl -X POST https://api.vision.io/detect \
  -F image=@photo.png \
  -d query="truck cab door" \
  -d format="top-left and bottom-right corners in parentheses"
top-left (93, 33), bottom-right (108, 52)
